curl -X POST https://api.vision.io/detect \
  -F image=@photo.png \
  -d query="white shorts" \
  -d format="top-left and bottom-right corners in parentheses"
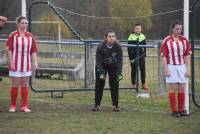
top-left (9, 71), bottom-right (32, 77)
top-left (166, 64), bottom-right (188, 83)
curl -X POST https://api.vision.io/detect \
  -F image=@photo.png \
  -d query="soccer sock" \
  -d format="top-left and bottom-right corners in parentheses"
top-left (169, 92), bottom-right (176, 112)
top-left (21, 87), bottom-right (28, 107)
top-left (10, 87), bottom-right (18, 107)
top-left (178, 92), bottom-right (185, 112)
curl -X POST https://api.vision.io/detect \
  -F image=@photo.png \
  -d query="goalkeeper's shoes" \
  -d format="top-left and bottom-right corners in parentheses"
top-left (92, 104), bottom-right (100, 111)
top-left (113, 106), bottom-right (120, 112)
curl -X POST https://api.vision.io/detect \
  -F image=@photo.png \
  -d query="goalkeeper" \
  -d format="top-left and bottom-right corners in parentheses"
top-left (92, 29), bottom-right (123, 112)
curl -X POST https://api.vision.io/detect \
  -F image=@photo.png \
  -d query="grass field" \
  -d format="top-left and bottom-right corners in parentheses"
top-left (1, 77), bottom-right (200, 134)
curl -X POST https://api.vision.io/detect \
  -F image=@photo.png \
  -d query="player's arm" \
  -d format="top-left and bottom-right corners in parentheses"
top-left (96, 45), bottom-right (106, 79)
top-left (6, 50), bottom-right (15, 71)
top-left (143, 39), bottom-right (147, 57)
top-left (116, 45), bottom-right (123, 81)
top-left (162, 56), bottom-right (170, 77)
top-left (160, 41), bottom-right (170, 77)
top-left (184, 40), bottom-right (191, 77)
top-left (31, 52), bottom-right (38, 69)
top-left (6, 33), bottom-right (15, 71)
top-left (30, 36), bottom-right (38, 69)
top-left (184, 55), bottom-right (190, 77)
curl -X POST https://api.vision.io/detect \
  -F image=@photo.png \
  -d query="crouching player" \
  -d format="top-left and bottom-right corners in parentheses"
top-left (92, 29), bottom-right (123, 112)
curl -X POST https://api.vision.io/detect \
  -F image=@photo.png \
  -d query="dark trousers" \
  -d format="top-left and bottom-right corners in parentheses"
top-left (131, 56), bottom-right (146, 85)
top-left (95, 67), bottom-right (119, 106)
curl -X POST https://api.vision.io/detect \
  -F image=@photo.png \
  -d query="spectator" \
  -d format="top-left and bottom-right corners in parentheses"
top-left (127, 23), bottom-right (149, 90)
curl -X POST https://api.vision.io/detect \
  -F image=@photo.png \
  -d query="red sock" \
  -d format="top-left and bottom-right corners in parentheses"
top-left (10, 87), bottom-right (18, 107)
top-left (178, 92), bottom-right (185, 112)
top-left (21, 87), bottom-right (28, 107)
top-left (169, 92), bottom-right (176, 112)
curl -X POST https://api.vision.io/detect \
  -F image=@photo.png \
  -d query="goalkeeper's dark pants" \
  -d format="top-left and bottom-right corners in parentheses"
top-left (95, 67), bottom-right (119, 107)
top-left (131, 56), bottom-right (146, 85)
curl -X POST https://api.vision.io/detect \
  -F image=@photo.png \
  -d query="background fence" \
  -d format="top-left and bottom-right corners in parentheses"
top-left (0, 39), bottom-right (165, 93)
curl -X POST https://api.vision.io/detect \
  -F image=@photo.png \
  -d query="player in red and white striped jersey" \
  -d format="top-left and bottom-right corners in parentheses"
top-left (160, 20), bottom-right (191, 117)
top-left (6, 16), bottom-right (38, 112)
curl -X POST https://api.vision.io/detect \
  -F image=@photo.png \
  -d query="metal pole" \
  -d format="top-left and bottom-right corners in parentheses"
top-left (183, 0), bottom-right (189, 38)
top-left (21, 0), bottom-right (26, 17)
top-left (58, 23), bottom-right (61, 42)
top-left (136, 38), bottom-right (139, 93)
top-left (183, 0), bottom-right (190, 115)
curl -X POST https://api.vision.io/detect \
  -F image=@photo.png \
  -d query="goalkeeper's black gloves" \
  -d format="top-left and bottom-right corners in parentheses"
top-left (117, 74), bottom-right (123, 81)
top-left (99, 73), bottom-right (106, 80)
top-left (130, 59), bottom-right (135, 64)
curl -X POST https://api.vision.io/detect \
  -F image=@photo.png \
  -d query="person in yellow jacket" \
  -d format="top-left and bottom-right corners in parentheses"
top-left (127, 24), bottom-right (149, 90)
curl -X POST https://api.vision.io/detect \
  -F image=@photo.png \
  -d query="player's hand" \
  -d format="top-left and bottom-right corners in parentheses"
top-left (32, 62), bottom-right (38, 70)
top-left (185, 71), bottom-right (190, 78)
top-left (130, 59), bottom-right (135, 63)
top-left (9, 63), bottom-right (15, 71)
top-left (117, 74), bottom-right (123, 81)
top-left (99, 73), bottom-right (106, 80)
top-left (164, 68), bottom-right (170, 77)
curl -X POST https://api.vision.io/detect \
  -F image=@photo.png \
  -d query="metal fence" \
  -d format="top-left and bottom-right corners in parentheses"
top-left (0, 39), bottom-right (165, 94)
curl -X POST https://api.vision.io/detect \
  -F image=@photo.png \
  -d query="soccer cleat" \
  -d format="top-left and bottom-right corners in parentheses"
top-left (21, 106), bottom-right (31, 112)
top-left (113, 106), bottom-right (120, 112)
top-left (179, 111), bottom-right (189, 116)
top-left (8, 106), bottom-right (16, 112)
top-left (92, 104), bottom-right (100, 111)
top-left (171, 112), bottom-right (181, 117)
top-left (142, 84), bottom-right (149, 90)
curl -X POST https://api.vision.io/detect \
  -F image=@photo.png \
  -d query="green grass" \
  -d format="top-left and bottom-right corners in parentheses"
top-left (1, 77), bottom-right (200, 134)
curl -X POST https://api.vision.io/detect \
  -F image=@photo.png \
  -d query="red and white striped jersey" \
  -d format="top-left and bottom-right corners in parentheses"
top-left (6, 31), bottom-right (37, 72)
top-left (160, 35), bottom-right (191, 65)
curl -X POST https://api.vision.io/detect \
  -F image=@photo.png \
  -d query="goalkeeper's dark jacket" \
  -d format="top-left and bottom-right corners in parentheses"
top-left (127, 33), bottom-right (146, 61)
top-left (96, 41), bottom-right (123, 75)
